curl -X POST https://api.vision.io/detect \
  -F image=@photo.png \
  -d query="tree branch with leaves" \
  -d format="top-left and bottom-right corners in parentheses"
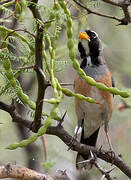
top-left (0, 0), bottom-right (131, 180)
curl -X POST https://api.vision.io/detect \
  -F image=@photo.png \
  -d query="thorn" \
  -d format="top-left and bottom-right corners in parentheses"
top-left (58, 111), bottom-right (67, 127)
top-left (118, 153), bottom-right (122, 158)
top-left (107, 167), bottom-right (115, 174)
top-left (77, 153), bottom-right (96, 169)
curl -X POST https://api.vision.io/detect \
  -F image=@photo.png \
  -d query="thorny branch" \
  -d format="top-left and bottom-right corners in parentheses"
top-left (95, 162), bottom-right (115, 180)
top-left (72, 0), bottom-right (131, 25)
top-left (77, 152), bottom-right (115, 180)
top-left (0, 101), bottom-right (131, 179)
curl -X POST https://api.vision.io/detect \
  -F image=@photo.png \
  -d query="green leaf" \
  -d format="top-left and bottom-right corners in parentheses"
top-left (41, 161), bottom-right (56, 169)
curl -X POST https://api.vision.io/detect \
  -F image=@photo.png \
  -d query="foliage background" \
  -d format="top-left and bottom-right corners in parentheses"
top-left (0, 0), bottom-right (131, 179)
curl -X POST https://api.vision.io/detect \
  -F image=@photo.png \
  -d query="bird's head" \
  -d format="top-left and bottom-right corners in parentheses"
top-left (78, 30), bottom-right (103, 58)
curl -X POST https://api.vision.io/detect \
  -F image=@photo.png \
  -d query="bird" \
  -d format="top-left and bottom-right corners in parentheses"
top-left (74, 30), bottom-right (114, 169)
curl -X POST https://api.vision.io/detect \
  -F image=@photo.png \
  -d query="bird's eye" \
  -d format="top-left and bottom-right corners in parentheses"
top-left (91, 33), bottom-right (97, 38)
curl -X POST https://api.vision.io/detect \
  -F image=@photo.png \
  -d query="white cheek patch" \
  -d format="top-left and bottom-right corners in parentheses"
top-left (86, 56), bottom-right (92, 67)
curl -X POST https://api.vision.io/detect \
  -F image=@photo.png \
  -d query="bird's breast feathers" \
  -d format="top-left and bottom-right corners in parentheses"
top-left (74, 70), bottom-right (113, 138)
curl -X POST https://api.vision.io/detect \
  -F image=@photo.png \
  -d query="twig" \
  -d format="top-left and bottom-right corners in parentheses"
top-left (13, 65), bottom-right (34, 71)
top-left (72, 0), bottom-right (121, 22)
top-left (72, 0), bottom-right (131, 25)
top-left (0, 101), bottom-right (131, 179)
top-left (102, 0), bottom-right (121, 7)
top-left (2, 13), bottom-right (14, 20)
top-left (0, 28), bottom-right (35, 50)
top-left (44, 19), bottom-right (55, 25)
top-left (0, 29), bottom-right (15, 49)
top-left (14, 29), bottom-right (36, 38)
top-left (95, 162), bottom-right (115, 180)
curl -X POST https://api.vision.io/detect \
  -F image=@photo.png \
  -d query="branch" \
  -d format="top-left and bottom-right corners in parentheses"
top-left (102, 0), bottom-right (122, 7)
top-left (121, 3), bottom-right (131, 25)
top-left (72, 0), bottom-right (121, 21)
top-left (77, 153), bottom-right (115, 180)
top-left (2, 13), bottom-right (14, 20)
top-left (14, 29), bottom-right (36, 38)
top-left (46, 126), bottom-right (131, 179)
top-left (0, 163), bottom-right (70, 180)
top-left (0, 101), bottom-right (131, 179)
top-left (28, 1), bottom-right (49, 132)
top-left (94, 162), bottom-right (115, 180)
top-left (72, 0), bottom-right (131, 25)
top-left (102, 0), bottom-right (131, 25)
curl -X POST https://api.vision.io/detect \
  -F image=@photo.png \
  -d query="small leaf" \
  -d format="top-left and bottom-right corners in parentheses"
top-left (41, 161), bottom-right (56, 169)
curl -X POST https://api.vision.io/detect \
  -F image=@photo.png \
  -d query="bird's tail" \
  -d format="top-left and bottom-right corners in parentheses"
top-left (76, 128), bottom-right (99, 169)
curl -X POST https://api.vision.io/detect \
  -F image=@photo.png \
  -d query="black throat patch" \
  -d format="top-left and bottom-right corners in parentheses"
top-left (78, 42), bottom-right (87, 59)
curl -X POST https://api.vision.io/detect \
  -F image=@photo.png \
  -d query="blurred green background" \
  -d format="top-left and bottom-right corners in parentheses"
top-left (0, 0), bottom-right (131, 179)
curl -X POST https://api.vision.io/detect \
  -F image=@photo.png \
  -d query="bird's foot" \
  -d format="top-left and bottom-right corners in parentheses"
top-left (104, 126), bottom-right (114, 152)
top-left (106, 150), bottom-right (116, 165)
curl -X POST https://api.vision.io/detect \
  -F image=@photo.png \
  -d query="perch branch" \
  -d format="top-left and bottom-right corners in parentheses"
top-left (0, 101), bottom-right (131, 179)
